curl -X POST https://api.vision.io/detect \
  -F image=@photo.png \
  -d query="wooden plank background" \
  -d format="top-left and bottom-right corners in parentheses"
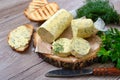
top-left (0, 0), bottom-right (120, 80)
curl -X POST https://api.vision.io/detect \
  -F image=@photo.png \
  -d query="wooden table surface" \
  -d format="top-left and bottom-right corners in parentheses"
top-left (0, 0), bottom-right (120, 80)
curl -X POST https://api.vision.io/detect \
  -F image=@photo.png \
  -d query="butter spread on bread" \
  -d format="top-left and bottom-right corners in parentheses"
top-left (8, 24), bottom-right (33, 52)
top-left (37, 9), bottom-right (73, 43)
top-left (71, 19), bottom-right (94, 38)
top-left (52, 38), bottom-right (71, 57)
top-left (71, 37), bottom-right (90, 58)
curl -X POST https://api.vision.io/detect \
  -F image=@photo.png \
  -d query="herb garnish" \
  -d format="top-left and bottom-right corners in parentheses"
top-left (77, 0), bottom-right (120, 24)
top-left (97, 28), bottom-right (120, 69)
top-left (53, 43), bottom-right (64, 54)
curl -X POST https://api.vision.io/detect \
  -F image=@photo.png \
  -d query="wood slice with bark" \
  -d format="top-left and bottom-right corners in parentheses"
top-left (33, 27), bottom-right (101, 69)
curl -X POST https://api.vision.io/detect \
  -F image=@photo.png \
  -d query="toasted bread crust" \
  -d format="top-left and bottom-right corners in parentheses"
top-left (28, 1), bottom-right (48, 12)
top-left (32, 0), bottom-right (48, 4)
top-left (8, 24), bottom-right (33, 52)
top-left (24, 1), bottom-right (59, 21)
top-left (33, 32), bottom-right (101, 69)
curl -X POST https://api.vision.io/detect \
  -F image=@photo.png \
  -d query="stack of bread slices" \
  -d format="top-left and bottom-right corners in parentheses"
top-left (24, 0), bottom-right (59, 21)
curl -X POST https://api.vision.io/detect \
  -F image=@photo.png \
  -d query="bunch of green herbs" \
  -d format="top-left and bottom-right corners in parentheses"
top-left (76, 0), bottom-right (120, 24)
top-left (97, 28), bottom-right (120, 69)
top-left (53, 43), bottom-right (64, 54)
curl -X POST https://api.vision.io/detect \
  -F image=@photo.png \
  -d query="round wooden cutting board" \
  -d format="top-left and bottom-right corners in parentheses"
top-left (34, 26), bottom-right (101, 69)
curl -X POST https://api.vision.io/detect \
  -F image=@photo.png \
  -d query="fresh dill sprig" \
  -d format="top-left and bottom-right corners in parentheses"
top-left (77, 0), bottom-right (120, 24)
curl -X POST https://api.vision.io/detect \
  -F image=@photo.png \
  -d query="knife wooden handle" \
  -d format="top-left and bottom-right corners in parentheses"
top-left (93, 67), bottom-right (120, 76)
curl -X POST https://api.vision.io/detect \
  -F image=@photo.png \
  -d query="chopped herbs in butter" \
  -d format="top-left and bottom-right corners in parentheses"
top-left (53, 43), bottom-right (64, 54)
top-left (8, 26), bottom-right (31, 49)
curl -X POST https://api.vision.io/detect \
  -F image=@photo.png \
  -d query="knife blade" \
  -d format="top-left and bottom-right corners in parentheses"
top-left (45, 67), bottom-right (120, 77)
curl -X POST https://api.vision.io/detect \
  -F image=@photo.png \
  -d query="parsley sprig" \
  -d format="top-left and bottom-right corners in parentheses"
top-left (98, 28), bottom-right (120, 69)
top-left (53, 43), bottom-right (64, 54)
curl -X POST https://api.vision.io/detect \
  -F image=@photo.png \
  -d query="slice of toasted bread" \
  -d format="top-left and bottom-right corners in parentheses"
top-left (32, 0), bottom-right (48, 4)
top-left (24, 2), bottom-right (59, 21)
top-left (28, 1), bottom-right (48, 12)
top-left (8, 24), bottom-right (33, 52)
top-left (26, 0), bottom-right (48, 13)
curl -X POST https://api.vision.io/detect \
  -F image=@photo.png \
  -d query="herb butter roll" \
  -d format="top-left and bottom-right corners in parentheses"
top-left (37, 9), bottom-right (73, 43)
top-left (71, 19), bottom-right (94, 38)
top-left (52, 38), bottom-right (71, 57)
top-left (71, 37), bottom-right (90, 58)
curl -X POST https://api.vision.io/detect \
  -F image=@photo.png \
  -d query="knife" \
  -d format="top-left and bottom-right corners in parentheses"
top-left (45, 67), bottom-right (120, 77)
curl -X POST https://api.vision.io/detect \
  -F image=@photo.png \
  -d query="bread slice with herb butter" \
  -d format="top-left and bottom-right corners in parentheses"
top-left (8, 24), bottom-right (33, 52)
top-left (52, 38), bottom-right (71, 57)
top-left (71, 37), bottom-right (90, 58)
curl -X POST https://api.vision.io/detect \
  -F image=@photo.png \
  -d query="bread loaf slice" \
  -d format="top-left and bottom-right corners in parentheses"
top-left (28, 0), bottom-right (48, 12)
top-left (32, 0), bottom-right (48, 3)
top-left (8, 24), bottom-right (33, 52)
top-left (28, 2), bottom-right (47, 12)
top-left (24, 2), bottom-right (59, 21)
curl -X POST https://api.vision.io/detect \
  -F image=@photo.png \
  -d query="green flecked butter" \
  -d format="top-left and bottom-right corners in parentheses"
top-left (71, 19), bottom-right (94, 38)
top-left (37, 9), bottom-right (73, 43)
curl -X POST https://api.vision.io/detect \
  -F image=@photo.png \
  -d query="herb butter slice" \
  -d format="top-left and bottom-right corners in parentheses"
top-left (52, 38), bottom-right (71, 57)
top-left (71, 37), bottom-right (90, 58)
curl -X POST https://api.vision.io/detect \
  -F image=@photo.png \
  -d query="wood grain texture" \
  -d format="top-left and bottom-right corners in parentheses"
top-left (0, 0), bottom-right (120, 80)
